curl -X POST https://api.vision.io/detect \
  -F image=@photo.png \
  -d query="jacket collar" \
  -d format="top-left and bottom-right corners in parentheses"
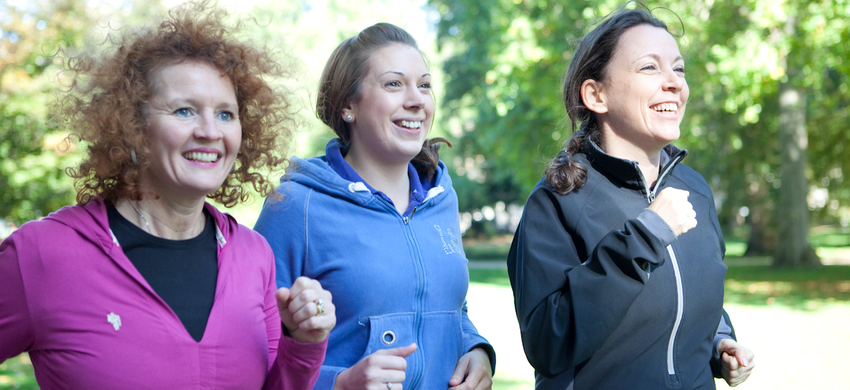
top-left (582, 138), bottom-right (688, 191)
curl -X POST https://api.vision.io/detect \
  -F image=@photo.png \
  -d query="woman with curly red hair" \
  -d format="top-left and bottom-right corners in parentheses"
top-left (0, 2), bottom-right (335, 388)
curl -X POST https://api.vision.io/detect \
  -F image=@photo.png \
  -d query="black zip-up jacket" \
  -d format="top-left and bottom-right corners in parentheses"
top-left (508, 140), bottom-right (735, 389)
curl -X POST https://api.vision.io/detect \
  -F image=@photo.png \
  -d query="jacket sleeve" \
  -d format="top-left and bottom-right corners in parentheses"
top-left (507, 186), bottom-right (676, 378)
top-left (0, 233), bottom-right (35, 361)
top-left (710, 309), bottom-right (737, 378)
top-left (706, 184), bottom-right (736, 378)
top-left (255, 193), bottom-right (348, 389)
top-left (460, 300), bottom-right (497, 373)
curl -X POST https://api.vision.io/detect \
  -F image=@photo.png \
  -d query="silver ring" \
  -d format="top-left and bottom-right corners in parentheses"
top-left (315, 299), bottom-right (325, 315)
top-left (386, 383), bottom-right (393, 390)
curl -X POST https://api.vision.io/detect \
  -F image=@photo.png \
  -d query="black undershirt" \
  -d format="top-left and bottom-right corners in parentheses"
top-left (107, 205), bottom-right (218, 342)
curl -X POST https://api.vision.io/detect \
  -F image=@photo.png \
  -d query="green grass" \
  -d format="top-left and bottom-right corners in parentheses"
top-left (810, 225), bottom-right (850, 247)
top-left (469, 268), bottom-right (513, 286)
top-left (724, 239), bottom-right (747, 257)
top-left (724, 265), bottom-right (850, 309)
top-left (464, 240), bottom-right (513, 261)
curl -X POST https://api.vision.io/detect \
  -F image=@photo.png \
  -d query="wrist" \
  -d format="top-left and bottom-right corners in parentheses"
top-left (332, 369), bottom-right (348, 390)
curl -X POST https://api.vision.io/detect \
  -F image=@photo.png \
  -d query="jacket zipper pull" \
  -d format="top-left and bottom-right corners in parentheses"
top-left (403, 207), bottom-right (418, 224)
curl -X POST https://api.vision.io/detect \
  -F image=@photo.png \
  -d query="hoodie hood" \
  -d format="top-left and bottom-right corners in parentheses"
top-left (281, 152), bottom-right (451, 212)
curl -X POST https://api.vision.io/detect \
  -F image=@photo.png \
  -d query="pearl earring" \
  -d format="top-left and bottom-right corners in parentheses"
top-left (346, 114), bottom-right (353, 122)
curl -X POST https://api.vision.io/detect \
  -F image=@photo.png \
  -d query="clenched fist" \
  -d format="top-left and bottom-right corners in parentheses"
top-left (648, 188), bottom-right (697, 236)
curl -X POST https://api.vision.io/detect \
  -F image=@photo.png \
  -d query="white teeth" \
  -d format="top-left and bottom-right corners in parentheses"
top-left (398, 120), bottom-right (422, 129)
top-left (651, 103), bottom-right (678, 113)
top-left (183, 152), bottom-right (219, 163)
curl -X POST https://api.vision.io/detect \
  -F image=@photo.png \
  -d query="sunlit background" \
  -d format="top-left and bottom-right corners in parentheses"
top-left (2, 0), bottom-right (849, 388)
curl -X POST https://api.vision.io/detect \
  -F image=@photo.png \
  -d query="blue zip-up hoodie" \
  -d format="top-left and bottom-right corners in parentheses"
top-left (254, 148), bottom-right (495, 389)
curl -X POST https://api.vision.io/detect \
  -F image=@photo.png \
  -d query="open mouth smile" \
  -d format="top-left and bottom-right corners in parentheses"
top-left (182, 151), bottom-right (221, 163)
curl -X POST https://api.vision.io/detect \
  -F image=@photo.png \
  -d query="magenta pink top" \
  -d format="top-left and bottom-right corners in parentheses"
top-left (0, 198), bottom-right (326, 389)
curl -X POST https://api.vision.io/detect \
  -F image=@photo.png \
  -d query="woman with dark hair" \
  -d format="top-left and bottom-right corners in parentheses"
top-left (0, 2), bottom-right (334, 388)
top-left (254, 23), bottom-right (495, 390)
top-left (507, 4), bottom-right (754, 389)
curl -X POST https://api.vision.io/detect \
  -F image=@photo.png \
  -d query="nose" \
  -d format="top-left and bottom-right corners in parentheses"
top-left (663, 68), bottom-right (686, 93)
top-left (195, 110), bottom-right (223, 140)
top-left (404, 86), bottom-right (427, 110)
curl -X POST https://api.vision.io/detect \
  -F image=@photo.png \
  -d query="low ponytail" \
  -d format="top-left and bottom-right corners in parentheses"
top-left (544, 132), bottom-right (587, 195)
top-left (545, 127), bottom-right (603, 195)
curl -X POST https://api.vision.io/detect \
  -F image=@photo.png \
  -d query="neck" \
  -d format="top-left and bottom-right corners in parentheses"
top-left (344, 145), bottom-right (411, 214)
top-left (601, 136), bottom-right (664, 189)
top-left (116, 196), bottom-right (206, 240)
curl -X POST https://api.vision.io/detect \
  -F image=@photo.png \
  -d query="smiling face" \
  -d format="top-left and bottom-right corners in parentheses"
top-left (343, 43), bottom-right (433, 167)
top-left (143, 61), bottom-right (241, 202)
top-left (585, 24), bottom-right (689, 156)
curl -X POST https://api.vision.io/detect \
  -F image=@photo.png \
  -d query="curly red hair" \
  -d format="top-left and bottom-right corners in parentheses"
top-left (57, 1), bottom-right (295, 207)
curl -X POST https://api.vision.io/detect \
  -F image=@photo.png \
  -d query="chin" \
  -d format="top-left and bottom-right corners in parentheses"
top-left (398, 143), bottom-right (425, 158)
top-left (659, 128), bottom-right (681, 144)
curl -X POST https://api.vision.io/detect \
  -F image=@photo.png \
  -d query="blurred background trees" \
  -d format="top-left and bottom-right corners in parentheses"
top-left (0, 0), bottom-right (88, 225)
top-left (1, 0), bottom-right (847, 267)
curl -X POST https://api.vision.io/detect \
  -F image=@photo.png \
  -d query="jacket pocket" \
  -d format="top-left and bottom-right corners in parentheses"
top-left (362, 312), bottom-right (416, 357)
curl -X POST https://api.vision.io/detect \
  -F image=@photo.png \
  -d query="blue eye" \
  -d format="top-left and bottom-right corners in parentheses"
top-left (218, 111), bottom-right (234, 121)
top-left (175, 108), bottom-right (191, 117)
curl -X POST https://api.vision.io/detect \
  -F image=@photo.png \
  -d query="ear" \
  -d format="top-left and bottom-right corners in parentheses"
top-left (341, 99), bottom-right (356, 123)
top-left (581, 79), bottom-right (608, 114)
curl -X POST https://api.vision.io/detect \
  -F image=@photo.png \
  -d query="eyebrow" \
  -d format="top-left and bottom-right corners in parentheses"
top-left (635, 53), bottom-right (684, 63)
top-left (380, 70), bottom-right (431, 78)
top-left (166, 97), bottom-right (239, 110)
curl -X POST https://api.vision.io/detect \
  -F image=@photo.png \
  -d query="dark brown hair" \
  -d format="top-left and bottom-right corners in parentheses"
top-left (545, 4), bottom-right (671, 195)
top-left (57, 1), bottom-right (296, 206)
top-left (316, 22), bottom-right (449, 180)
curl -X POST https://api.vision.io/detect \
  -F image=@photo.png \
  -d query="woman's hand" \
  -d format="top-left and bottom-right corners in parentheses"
top-left (275, 276), bottom-right (335, 343)
top-left (648, 188), bottom-right (697, 236)
top-left (718, 338), bottom-right (755, 387)
top-left (333, 343), bottom-right (417, 390)
top-left (448, 347), bottom-right (492, 390)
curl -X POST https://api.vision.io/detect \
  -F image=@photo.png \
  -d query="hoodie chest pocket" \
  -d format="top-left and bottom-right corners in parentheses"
top-left (362, 312), bottom-right (416, 356)
top-left (361, 311), bottom-right (464, 385)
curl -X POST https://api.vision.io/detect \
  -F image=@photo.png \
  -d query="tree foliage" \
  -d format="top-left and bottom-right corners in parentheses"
top-left (0, 0), bottom-right (93, 224)
top-left (431, 0), bottom-right (850, 264)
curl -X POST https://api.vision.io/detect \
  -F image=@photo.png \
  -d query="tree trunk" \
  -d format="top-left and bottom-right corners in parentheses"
top-left (774, 82), bottom-right (821, 267)
top-left (744, 183), bottom-right (775, 256)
